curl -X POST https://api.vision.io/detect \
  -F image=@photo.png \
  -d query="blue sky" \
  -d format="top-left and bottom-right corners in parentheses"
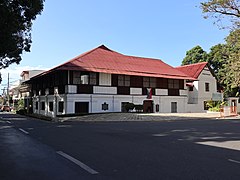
top-left (2, 0), bottom-right (230, 87)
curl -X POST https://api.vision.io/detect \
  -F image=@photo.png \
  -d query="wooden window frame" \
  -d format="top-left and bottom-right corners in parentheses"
top-left (118, 75), bottom-right (130, 87)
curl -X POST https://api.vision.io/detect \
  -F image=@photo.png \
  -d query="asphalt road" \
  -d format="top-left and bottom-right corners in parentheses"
top-left (1, 113), bottom-right (240, 180)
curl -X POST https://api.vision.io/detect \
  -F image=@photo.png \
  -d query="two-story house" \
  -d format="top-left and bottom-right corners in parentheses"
top-left (26, 45), bottom-right (220, 117)
top-left (26, 45), bottom-right (199, 117)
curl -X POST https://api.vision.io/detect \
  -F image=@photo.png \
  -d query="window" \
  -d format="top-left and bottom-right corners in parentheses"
top-left (73, 71), bottom-right (97, 85)
top-left (73, 71), bottom-right (81, 84)
top-left (36, 102), bottom-right (38, 110)
top-left (58, 102), bottom-right (64, 113)
top-left (41, 102), bottom-right (45, 110)
top-left (118, 75), bottom-right (130, 86)
top-left (143, 77), bottom-right (156, 87)
top-left (150, 78), bottom-right (156, 88)
top-left (205, 83), bottom-right (209, 92)
top-left (89, 72), bottom-right (97, 85)
top-left (168, 79), bottom-right (174, 89)
top-left (49, 102), bottom-right (53, 111)
top-left (168, 79), bottom-right (180, 89)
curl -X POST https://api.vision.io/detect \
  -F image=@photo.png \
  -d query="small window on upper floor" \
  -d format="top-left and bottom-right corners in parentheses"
top-left (89, 72), bottom-right (97, 85)
top-left (118, 75), bottom-right (130, 87)
top-left (205, 83), bottom-right (210, 92)
top-left (143, 77), bottom-right (156, 88)
top-left (168, 79), bottom-right (179, 89)
top-left (73, 71), bottom-right (81, 84)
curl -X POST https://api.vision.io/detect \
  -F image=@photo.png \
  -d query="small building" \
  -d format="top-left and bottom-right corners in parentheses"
top-left (176, 62), bottom-right (222, 112)
top-left (26, 45), bottom-right (220, 117)
top-left (10, 70), bottom-right (45, 111)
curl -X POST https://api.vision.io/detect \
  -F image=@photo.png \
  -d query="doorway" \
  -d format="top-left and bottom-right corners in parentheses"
top-left (171, 102), bottom-right (177, 113)
top-left (143, 100), bottom-right (153, 113)
top-left (75, 102), bottom-right (89, 114)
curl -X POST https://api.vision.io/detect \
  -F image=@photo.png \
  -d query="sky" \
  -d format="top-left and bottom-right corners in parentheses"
top-left (1, 0), bottom-right (230, 89)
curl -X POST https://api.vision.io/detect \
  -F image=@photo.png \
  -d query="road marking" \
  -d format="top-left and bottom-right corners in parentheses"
top-left (19, 128), bottom-right (29, 134)
top-left (6, 121), bottom-right (12, 124)
top-left (228, 159), bottom-right (240, 164)
top-left (56, 151), bottom-right (99, 175)
top-left (152, 134), bottom-right (168, 137)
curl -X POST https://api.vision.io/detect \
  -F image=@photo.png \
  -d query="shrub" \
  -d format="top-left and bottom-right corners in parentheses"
top-left (124, 103), bottom-right (135, 112)
top-left (134, 104), bottom-right (143, 112)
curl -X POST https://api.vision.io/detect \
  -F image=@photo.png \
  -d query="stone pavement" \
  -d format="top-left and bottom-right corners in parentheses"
top-left (57, 112), bottom-right (239, 122)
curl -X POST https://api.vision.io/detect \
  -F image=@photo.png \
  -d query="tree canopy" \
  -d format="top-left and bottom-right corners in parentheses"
top-left (201, 0), bottom-right (240, 29)
top-left (0, 0), bottom-right (44, 69)
top-left (182, 0), bottom-right (240, 97)
top-left (181, 45), bottom-right (208, 65)
top-left (181, 29), bottom-right (240, 97)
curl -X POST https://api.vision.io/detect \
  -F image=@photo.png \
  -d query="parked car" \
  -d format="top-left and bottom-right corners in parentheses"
top-left (1, 105), bottom-right (11, 112)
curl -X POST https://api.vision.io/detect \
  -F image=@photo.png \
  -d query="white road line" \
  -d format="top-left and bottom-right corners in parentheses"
top-left (6, 121), bottom-right (12, 124)
top-left (19, 128), bottom-right (29, 134)
top-left (57, 151), bottom-right (99, 175)
top-left (228, 159), bottom-right (240, 164)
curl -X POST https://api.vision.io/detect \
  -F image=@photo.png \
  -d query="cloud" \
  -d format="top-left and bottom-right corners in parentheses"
top-left (0, 65), bottom-right (49, 87)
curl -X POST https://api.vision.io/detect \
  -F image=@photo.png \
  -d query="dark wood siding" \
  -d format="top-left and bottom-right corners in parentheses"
top-left (77, 85), bottom-right (93, 94)
top-left (130, 76), bottom-right (143, 87)
top-left (157, 78), bottom-right (168, 89)
top-left (111, 74), bottom-right (118, 86)
top-left (58, 85), bottom-right (65, 94)
top-left (117, 87), bottom-right (130, 95)
top-left (179, 80), bottom-right (184, 89)
top-left (168, 89), bottom-right (179, 96)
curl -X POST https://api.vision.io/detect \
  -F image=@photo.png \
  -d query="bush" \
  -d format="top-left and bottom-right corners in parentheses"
top-left (134, 104), bottom-right (143, 112)
top-left (207, 100), bottom-right (226, 112)
top-left (16, 109), bottom-right (27, 115)
top-left (124, 103), bottom-right (135, 112)
top-left (17, 99), bottom-right (24, 111)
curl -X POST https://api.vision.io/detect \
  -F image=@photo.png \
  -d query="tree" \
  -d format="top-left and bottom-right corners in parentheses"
top-left (222, 29), bottom-right (240, 96)
top-left (207, 44), bottom-right (228, 80)
top-left (201, 0), bottom-right (240, 29)
top-left (0, 0), bottom-right (44, 69)
top-left (181, 45), bottom-right (208, 65)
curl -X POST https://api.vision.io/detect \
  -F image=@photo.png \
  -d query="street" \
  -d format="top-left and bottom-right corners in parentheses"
top-left (1, 113), bottom-right (240, 180)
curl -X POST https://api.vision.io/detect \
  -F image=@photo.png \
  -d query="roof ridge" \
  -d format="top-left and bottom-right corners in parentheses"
top-left (176, 61), bottom-right (207, 68)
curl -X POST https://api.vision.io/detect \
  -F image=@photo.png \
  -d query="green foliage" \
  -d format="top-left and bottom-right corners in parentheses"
top-left (182, 29), bottom-right (240, 97)
top-left (206, 100), bottom-right (226, 112)
top-left (134, 104), bottom-right (143, 112)
top-left (201, 0), bottom-right (240, 29)
top-left (17, 99), bottom-right (24, 111)
top-left (16, 109), bottom-right (27, 115)
top-left (221, 29), bottom-right (240, 96)
top-left (0, 0), bottom-right (44, 69)
top-left (181, 45), bottom-right (208, 65)
top-left (124, 103), bottom-right (135, 112)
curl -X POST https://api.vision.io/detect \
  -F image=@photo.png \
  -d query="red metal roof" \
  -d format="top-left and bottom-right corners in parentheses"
top-left (35, 45), bottom-right (195, 80)
top-left (175, 62), bottom-right (208, 79)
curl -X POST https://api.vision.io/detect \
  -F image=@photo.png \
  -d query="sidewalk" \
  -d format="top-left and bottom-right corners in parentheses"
top-left (57, 112), bottom-right (230, 122)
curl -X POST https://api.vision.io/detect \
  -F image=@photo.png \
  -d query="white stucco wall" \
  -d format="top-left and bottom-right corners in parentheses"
top-left (186, 67), bottom-right (218, 112)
